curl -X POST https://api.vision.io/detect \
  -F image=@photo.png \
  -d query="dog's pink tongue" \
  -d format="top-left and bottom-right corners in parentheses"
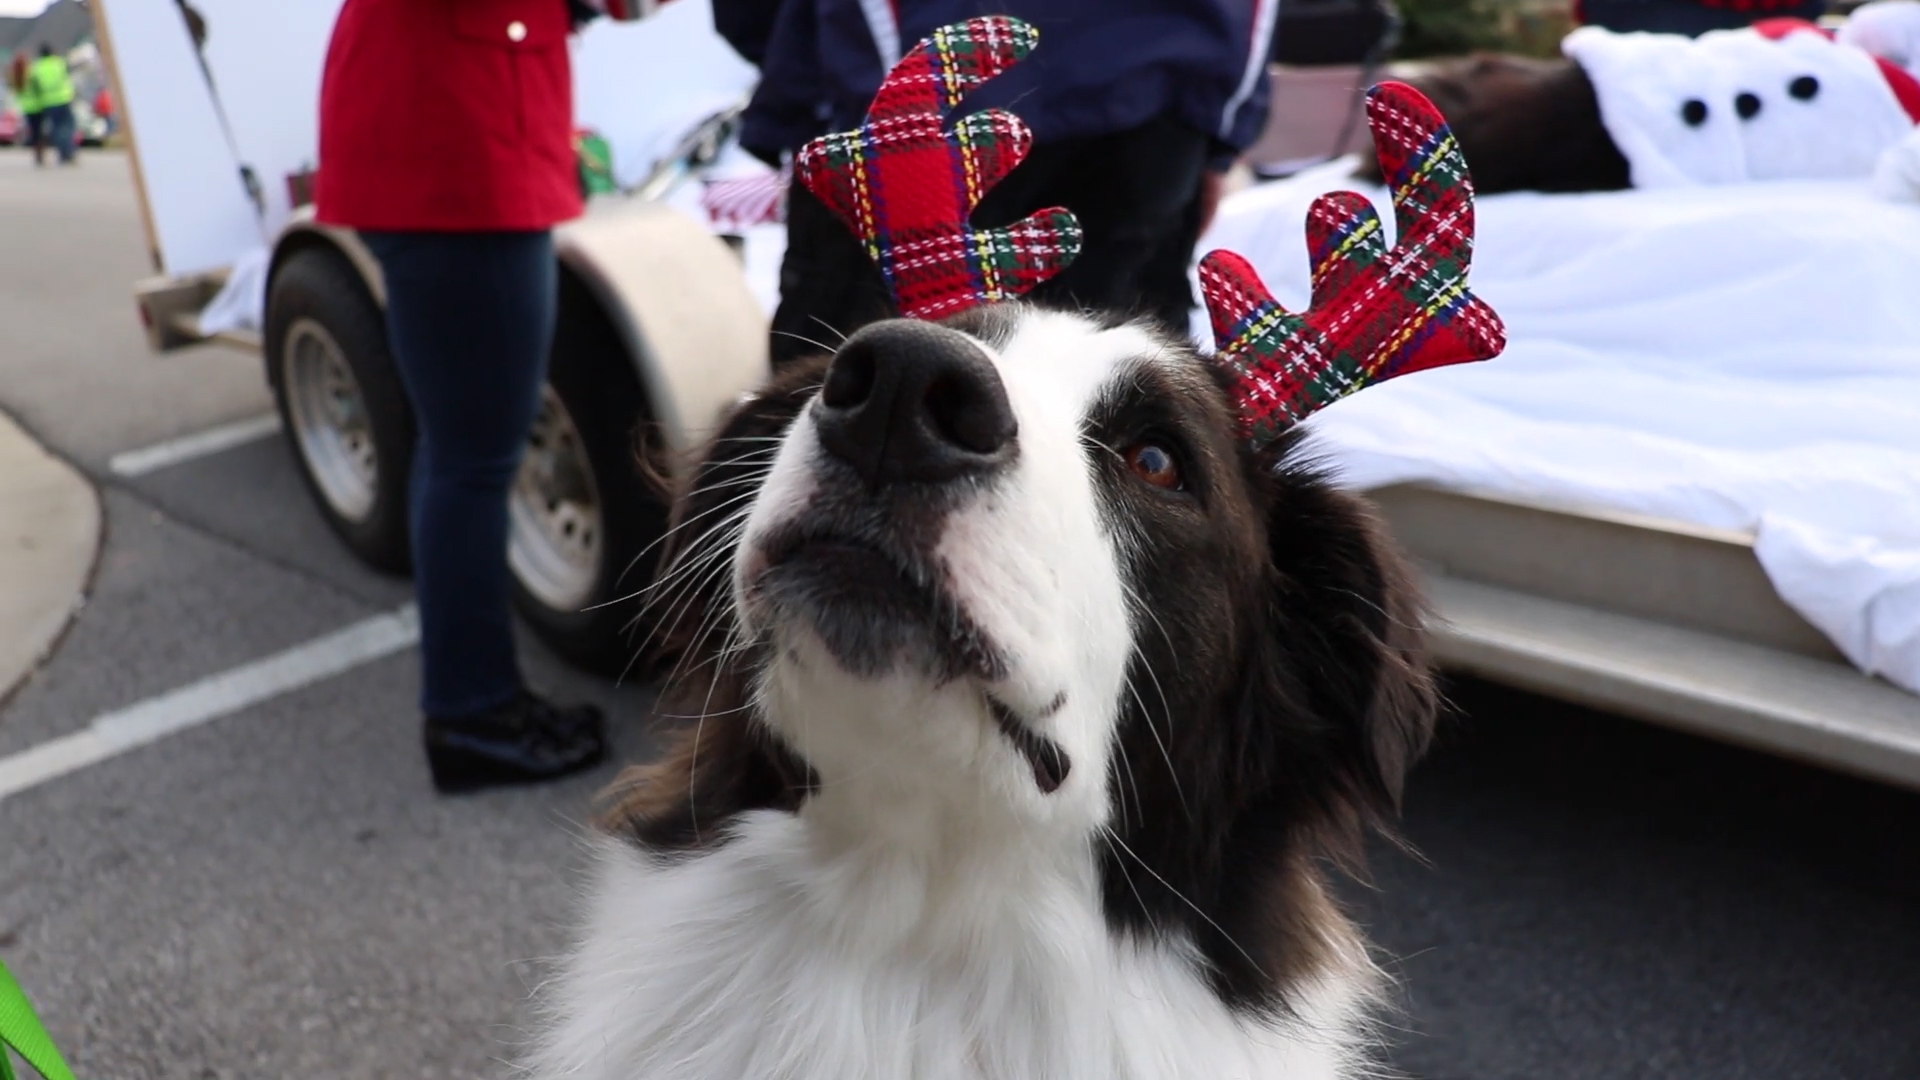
top-left (988, 696), bottom-right (1071, 794)
top-left (1028, 741), bottom-right (1070, 794)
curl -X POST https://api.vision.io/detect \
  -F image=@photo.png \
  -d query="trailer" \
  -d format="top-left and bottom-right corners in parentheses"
top-left (96, 0), bottom-right (769, 672)
top-left (1370, 484), bottom-right (1920, 791)
top-left (97, 0), bottom-right (1920, 786)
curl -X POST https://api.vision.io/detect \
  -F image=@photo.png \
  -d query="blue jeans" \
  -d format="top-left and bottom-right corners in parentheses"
top-left (361, 231), bottom-right (556, 717)
top-left (40, 102), bottom-right (74, 163)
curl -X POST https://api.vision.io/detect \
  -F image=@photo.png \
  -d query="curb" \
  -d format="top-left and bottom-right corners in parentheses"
top-left (0, 410), bottom-right (101, 704)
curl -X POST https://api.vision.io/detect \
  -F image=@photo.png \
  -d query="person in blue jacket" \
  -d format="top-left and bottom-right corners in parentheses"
top-left (718, 0), bottom-right (1284, 361)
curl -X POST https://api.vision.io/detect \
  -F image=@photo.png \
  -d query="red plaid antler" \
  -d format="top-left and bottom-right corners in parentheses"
top-left (1199, 82), bottom-right (1506, 447)
top-left (794, 17), bottom-right (1081, 320)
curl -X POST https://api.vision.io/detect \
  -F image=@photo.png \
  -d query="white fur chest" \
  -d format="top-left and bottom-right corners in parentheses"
top-left (531, 811), bottom-right (1370, 1080)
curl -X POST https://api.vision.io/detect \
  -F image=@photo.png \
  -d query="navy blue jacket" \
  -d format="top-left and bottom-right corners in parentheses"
top-left (719, 0), bottom-right (1282, 165)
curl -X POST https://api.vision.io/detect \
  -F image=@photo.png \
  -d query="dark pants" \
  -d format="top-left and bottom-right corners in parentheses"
top-left (771, 114), bottom-right (1211, 365)
top-left (39, 102), bottom-right (74, 164)
top-left (361, 231), bottom-right (556, 718)
top-left (22, 110), bottom-right (44, 161)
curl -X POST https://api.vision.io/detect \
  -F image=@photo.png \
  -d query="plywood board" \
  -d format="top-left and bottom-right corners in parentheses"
top-left (91, 0), bottom-right (266, 275)
top-left (96, 0), bottom-right (755, 278)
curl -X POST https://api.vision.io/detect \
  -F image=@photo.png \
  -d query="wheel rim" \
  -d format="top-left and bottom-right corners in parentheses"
top-left (283, 317), bottom-right (379, 522)
top-left (510, 387), bottom-right (604, 613)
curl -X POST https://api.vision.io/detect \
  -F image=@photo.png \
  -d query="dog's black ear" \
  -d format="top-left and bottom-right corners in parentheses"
top-left (1093, 443), bottom-right (1440, 1012)
top-left (1254, 445), bottom-right (1438, 857)
top-left (599, 711), bottom-right (816, 850)
top-left (599, 356), bottom-right (831, 850)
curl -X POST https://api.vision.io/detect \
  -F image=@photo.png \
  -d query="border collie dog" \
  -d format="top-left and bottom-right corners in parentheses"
top-left (530, 303), bottom-right (1438, 1080)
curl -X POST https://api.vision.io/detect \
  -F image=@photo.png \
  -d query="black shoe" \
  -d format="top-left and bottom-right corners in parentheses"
top-left (423, 691), bottom-right (608, 794)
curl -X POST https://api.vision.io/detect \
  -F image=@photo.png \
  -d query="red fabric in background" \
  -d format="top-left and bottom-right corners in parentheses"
top-left (1752, 17), bottom-right (1920, 123)
top-left (1870, 55), bottom-right (1920, 123)
top-left (316, 0), bottom-right (584, 231)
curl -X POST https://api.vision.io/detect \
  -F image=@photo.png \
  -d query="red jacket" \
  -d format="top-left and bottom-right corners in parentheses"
top-left (315, 0), bottom-right (583, 232)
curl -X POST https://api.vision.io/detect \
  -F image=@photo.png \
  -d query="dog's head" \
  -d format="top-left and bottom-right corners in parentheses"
top-left (1361, 54), bottom-right (1631, 195)
top-left (609, 303), bottom-right (1437, 1011)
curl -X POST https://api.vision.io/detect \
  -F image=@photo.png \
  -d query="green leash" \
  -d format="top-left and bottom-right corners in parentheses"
top-left (0, 961), bottom-right (74, 1080)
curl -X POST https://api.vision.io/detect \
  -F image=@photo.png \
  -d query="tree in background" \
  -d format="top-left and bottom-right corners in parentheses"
top-left (1394, 0), bottom-right (1573, 59)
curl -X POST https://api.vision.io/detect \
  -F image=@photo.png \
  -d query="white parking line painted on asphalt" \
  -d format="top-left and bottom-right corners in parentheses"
top-left (0, 605), bottom-right (418, 804)
top-left (108, 413), bottom-right (283, 478)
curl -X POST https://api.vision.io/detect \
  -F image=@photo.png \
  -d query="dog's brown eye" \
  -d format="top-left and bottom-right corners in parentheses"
top-left (1125, 442), bottom-right (1182, 490)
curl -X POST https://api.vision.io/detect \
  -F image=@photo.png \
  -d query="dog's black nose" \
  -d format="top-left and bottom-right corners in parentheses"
top-left (814, 319), bottom-right (1017, 486)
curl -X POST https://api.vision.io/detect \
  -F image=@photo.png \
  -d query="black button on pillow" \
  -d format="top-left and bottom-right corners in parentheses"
top-left (1790, 75), bottom-right (1820, 100)
top-left (1736, 92), bottom-right (1762, 119)
top-left (1681, 99), bottom-right (1710, 126)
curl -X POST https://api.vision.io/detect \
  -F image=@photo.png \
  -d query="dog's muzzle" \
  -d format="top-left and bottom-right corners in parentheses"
top-left (812, 319), bottom-right (1018, 487)
top-left (746, 320), bottom-right (1019, 682)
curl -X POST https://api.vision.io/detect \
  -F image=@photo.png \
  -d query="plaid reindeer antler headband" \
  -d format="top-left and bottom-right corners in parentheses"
top-left (1198, 83), bottom-right (1506, 446)
top-left (797, 21), bottom-right (1505, 446)
top-left (794, 16), bottom-right (1081, 319)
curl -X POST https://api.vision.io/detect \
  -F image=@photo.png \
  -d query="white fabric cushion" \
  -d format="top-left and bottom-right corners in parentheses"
top-left (1563, 26), bottom-right (1748, 187)
top-left (1565, 23), bottom-right (1914, 186)
top-left (1700, 27), bottom-right (1912, 181)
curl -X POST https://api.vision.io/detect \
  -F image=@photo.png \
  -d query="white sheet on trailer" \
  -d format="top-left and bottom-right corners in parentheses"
top-left (1200, 162), bottom-right (1920, 695)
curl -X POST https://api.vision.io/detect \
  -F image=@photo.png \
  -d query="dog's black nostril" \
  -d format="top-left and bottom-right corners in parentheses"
top-left (813, 319), bottom-right (1018, 486)
top-left (1790, 75), bottom-right (1819, 101)
top-left (820, 339), bottom-right (877, 409)
top-left (925, 371), bottom-right (1009, 454)
top-left (1736, 92), bottom-right (1762, 120)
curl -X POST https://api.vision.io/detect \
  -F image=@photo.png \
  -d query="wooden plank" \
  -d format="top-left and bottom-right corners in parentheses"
top-left (88, 0), bottom-right (163, 273)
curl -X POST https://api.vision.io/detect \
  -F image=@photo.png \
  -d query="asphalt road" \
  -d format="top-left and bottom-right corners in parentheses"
top-left (2, 146), bottom-right (1917, 1080)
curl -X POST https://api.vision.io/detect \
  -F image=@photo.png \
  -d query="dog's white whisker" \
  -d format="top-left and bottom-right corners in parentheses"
top-left (771, 329), bottom-right (843, 357)
top-left (1109, 724), bottom-right (1145, 830)
top-left (613, 513), bottom-right (755, 686)
top-left (599, 488), bottom-right (765, 611)
top-left (1114, 578), bottom-right (1189, 821)
top-left (614, 532), bottom-right (746, 671)
top-left (650, 547), bottom-right (755, 690)
top-left (1100, 826), bottom-right (1268, 979)
top-left (806, 314), bottom-right (851, 345)
top-left (1120, 673), bottom-right (1190, 822)
top-left (634, 512), bottom-right (752, 617)
top-left (652, 704), bottom-right (756, 720)
top-left (631, 544), bottom-right (747, 684)
top-left (639, 526), bottom-right (745, 623)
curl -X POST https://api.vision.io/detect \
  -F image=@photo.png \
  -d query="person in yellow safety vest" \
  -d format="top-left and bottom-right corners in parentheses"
top-left (27, 44), bottom-right (76, 167)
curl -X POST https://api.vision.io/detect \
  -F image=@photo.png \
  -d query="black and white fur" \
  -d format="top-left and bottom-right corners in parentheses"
top-left (532, 305), bottom-right (1437, 1080)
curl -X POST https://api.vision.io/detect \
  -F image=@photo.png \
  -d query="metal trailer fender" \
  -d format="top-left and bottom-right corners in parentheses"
top-left (260, 201), bottom-right (770, 462)
top-left (552, 201), bottom-right (769, 459)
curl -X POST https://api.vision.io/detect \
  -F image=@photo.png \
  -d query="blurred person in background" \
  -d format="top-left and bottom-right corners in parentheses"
top-left (315, 0), bottom-right (620, 794)
top-left (11, 50), bottom-right (44, 166)
top-left (718, 0), bottom-right (1284, 364)
top-left (93, 84), bottom-right (115, 137)
top-left (28, 44), bottom-right (76, 166)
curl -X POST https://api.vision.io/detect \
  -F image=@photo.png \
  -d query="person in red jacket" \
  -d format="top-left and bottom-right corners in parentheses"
top-left (316, 0), bottom-right (606, 793)
top-left (92, 85), bottom-right (113, 136)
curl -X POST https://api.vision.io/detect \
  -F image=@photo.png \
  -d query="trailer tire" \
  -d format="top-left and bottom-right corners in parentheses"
top-left (265, 245), bottom-right (415, 574)
top-left (508, 271), bottom-right (670, 676)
